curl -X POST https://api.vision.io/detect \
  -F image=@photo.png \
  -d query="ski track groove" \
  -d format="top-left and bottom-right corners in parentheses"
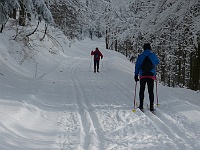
top-left (161, 98), bottom-right (200, 114)
top-left (77, 59), bottom-right (103, 150)
top-left (156, 106), bottom-right (200, 149)
top-left (144, 108), bottom-right (193, 150)
top-left (100, 72), bottom-right (134, 104)
top-left (163, 91), bottom-right (200, 108)
top-left (70, 59), bottom-right (89, 150)
top-left (54, 59), bottom-right (81, 150)
top-left (70, 58), bottom-right (101, 150)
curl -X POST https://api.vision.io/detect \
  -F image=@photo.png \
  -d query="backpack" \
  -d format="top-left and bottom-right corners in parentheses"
top-left (141, 53), bottom-right (154, 76)
top-left (94, 51), bottom-right (99, 58)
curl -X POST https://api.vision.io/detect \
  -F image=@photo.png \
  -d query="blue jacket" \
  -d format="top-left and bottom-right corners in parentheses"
top-left (135, 50), bottom-right (159, 76)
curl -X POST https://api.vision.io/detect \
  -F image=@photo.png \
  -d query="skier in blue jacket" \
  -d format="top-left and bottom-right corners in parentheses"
top-left (134, 43), bottom-right (159, 111)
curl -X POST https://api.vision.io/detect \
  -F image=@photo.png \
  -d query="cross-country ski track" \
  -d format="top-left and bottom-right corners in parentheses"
top-left (0, 34), bottom-right (200, 150)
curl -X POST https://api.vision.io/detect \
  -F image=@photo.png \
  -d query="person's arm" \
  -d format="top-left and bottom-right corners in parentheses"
top-left (91, 50), bottom-right (94, 55)
top-left (100, 52), bottom-right (103, 59)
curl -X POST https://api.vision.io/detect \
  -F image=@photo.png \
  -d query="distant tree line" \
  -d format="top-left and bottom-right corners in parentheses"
top-left (0, 0), bottom-right (199, 90)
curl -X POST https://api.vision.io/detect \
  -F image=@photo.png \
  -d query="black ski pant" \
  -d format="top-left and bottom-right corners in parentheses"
top-left (94, 60), bottom-right (100, 72)
top-left (139, 78), bottom-right (154, 109)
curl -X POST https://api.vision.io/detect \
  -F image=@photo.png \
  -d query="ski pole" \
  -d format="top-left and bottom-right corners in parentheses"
top-left (90, 55), bottom-right (92, 71)
top-left (155, 79), bottom-right (159, 106)
top-left (132, 81), bottom-right (138, 112)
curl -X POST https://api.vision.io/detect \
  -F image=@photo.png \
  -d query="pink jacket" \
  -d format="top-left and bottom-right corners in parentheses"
top-left (91, 48), bottom-right (103, 61)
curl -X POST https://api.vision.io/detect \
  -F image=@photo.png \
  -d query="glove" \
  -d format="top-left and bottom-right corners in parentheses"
top-left (134, 75), bottom-right (139, 82)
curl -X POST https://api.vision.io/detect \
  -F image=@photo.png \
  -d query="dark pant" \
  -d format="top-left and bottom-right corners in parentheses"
top-left (94, 60), bottom-right (100, 72)
top-left (139, 78), bottom-right (154, 110)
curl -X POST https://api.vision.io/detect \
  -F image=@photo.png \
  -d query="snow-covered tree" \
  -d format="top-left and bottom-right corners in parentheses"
top-left (0, 0), bottom-right (53, 32)
top-left (43, 0), bottom-right (200, 90)
top-left (1, 0), bottom-right (199, 90)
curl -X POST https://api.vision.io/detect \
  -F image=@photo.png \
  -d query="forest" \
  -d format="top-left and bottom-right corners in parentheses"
top-left (0, 0), bottom-right (199, 90)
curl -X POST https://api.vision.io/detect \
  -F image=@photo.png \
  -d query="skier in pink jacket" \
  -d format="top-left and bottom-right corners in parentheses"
top-left (91, 47), bottom-right (103, 73)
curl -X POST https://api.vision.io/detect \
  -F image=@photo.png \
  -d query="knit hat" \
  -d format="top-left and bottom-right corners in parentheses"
top-left (143, 43), bottom-right (151, 50)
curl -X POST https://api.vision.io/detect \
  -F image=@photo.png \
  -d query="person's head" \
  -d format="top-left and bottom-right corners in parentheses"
top-left (143, 43), bottom-right (151, 50)
top-left (96, 47), bottom-right (99, 51)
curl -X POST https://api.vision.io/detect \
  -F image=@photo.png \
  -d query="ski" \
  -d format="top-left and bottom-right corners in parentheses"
top-left (132, 103), bottom-right (159, 114)
top-left (133, 108), bottom-right (156, 115)
top-left (149, 109), bottom-right (156, 115)
top-left (132, 109), bottom-right (136, 112)
top-left (146, 104), bottom-right (159, 115)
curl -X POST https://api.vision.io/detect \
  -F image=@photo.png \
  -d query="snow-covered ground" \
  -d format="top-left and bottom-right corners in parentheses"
top-left (0, 26), bottom-right (200, 150)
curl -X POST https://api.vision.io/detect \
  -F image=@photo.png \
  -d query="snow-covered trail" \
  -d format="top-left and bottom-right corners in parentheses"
top-left (0, 34), bottom-right (200, 150)
top-left (36, 41), bottom-right (200, 150)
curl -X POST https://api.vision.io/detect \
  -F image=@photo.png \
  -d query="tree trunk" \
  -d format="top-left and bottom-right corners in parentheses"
top-left (0, 25), bottom-right (3, 33)
top-left (19, 1), bottom-right (25, 26)
top-left (189, 52), bottom-right (193, 89)
top-left (9, 8), bottom-right (16, 19)
top-left (40, 24), bottom-right (48, 41)
top-left (26, 21), bottom-right (39, 37)
top-left (182, 51), bottom-right (186, 86)
top-left (160, 54), bottom-right (166, 84)
top-left (106, 29), bottom-right (109, 49)
top-left (115, 39), bottom-right (118, 52)
top-left (190, 43), bottom-right (200, 91)
top-left (196, 43), bottom-right (200, 90)
top-left (198, 43), bottom-right (200, 90)
top-left (13, 9), bottom-right (16, 19)
top-left (177, 49), bottom-right (182, 86)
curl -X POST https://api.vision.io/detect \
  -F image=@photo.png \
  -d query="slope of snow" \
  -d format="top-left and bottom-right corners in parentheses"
top-left (0, 26), bottom-right (200, 150)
